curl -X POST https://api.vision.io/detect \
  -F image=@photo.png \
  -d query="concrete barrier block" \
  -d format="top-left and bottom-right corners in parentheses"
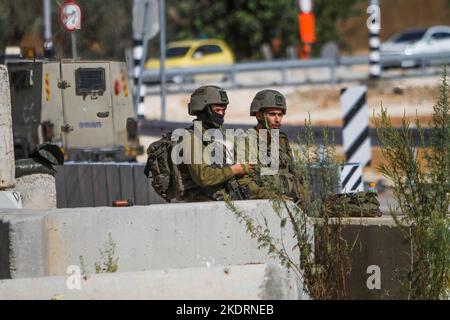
top-left (0, 202), bottom-right (412, 299)
top-left (340, 218), bottom-right (410, 299)
top-left (0, 263), bottom-right (306, 300)
top-left (0, 65), bottom-right (15, 190)
top-left (15, 174), bottom-right (57, 209)
top-left (0, 213), bottom-right (47, 279)
top-left (0, 201), bottom-right (298, 280)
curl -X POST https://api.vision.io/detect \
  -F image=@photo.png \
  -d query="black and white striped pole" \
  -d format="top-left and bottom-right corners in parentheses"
top-left (341, 86), bottom-right (372, 167)
top-left (339, 86), bottom-right (372, 193)
top-left (132, 36), bottom-right (146, 117)
top-left (133, 0), bottom-right (148, 118)
top-left (367, 0), bottom-right (381, 79)
top-left (133, 0), bottom-right (159, 118)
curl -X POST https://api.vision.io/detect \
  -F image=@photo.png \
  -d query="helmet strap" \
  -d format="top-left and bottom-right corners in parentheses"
top-left (257, 112), bottom-right (272, 133)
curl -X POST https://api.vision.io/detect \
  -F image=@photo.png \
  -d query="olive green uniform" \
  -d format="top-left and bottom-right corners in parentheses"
top-left (178, 85), bottom-right (250, 202)
top-left (237, 131), bottom-right (300, 200)
top-left (236, 89), bottom-right (301, 200)
top-left (182, 126), bottom-right (239, 202)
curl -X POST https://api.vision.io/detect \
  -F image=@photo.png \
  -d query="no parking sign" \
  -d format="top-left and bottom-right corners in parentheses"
top-left (60, 0), bottom-right (82, 32)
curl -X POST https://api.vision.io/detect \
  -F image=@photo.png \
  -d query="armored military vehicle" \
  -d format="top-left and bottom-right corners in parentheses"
top-left (8, 59), bottom-right (143, 161)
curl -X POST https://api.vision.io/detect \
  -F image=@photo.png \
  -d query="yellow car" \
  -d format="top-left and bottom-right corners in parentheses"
top-left (145, 39), bottom-right (235, 70)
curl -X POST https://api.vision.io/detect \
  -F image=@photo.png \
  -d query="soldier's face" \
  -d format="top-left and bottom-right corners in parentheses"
top-left (257, 108), bottom-right (284, 129)
top-left (211, 104), bottom-right (227, 116)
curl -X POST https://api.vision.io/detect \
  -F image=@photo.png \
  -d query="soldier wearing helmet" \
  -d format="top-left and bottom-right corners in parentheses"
top-left (238, 90), bottom-right (301, 200)
top-left (181, 86), bottom-right (252, 202)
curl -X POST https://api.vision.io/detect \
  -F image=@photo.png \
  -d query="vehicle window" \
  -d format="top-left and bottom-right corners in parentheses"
top-left (431, 32), bottom-right (450, 40)
top-left (75, 68), bottom-right (106, 96)
top-left (10, 70), bottom-right (33, 89)
top-left (392, 30), bottom-right (427, 43)
top-left (194, 45), bottom-right (223, 56)
top-left (166, 47), bottom-right (190, 58)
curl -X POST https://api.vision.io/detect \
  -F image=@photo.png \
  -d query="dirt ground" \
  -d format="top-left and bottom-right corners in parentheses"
top-left (144, 75), bottom-right (442, 127)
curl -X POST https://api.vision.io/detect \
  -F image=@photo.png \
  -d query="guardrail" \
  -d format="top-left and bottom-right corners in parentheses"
top-left (139, 120), bottom-right (431, 147)
top-left (142, 52), bottom-right (450, 93)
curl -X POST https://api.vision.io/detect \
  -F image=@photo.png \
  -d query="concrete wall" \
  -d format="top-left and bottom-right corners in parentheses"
top-left (0, 263), bottom-right (304, 300)
top-left (0, 201), bottom-right (297, 280)
top-left (0, 65), bottom-right (15, 190)
top-left (15, 174), bottom-right (57, 209)
top-left (339, 218), bottom-right (410, 299)
top-left (0, 201), bottom-right (411, 299)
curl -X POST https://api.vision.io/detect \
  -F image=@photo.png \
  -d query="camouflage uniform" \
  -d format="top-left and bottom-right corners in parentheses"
top-left (237, 90), bottom-right (301, 200)
top-left (180, 86), bottom-right (251, 202)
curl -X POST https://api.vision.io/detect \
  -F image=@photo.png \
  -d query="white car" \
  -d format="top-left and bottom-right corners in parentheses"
top-left (380, 26), bottom-right (450, 68)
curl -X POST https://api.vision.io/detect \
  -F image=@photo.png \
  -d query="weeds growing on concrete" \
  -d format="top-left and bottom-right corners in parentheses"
top-left (226, 118), bottom-right (354, 300)
top-left (95, 233), bottom-right (119, 274)
top-left (374, 69), bottom-right (450, 300)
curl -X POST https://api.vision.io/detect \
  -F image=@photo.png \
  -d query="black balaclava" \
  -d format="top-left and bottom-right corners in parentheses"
top-left (196, 105), bottom-right (225, 129)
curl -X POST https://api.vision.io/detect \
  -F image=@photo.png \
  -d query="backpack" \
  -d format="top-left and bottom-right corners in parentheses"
top-left (325, 192), bottom-right (383, 218)
top-left (144, 132), bottom-right (198, 202)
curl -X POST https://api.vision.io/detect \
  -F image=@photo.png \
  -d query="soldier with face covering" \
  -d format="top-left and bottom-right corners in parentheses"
top-left (181, 85), bottom-right (252, 202)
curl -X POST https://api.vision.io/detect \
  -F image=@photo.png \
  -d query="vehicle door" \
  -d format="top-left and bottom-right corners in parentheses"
top-left (423, 31), bottom-right (450, 54)
top-left (191, 44), bottom-right (225, 66)
top-left (60, 62), bottom-right (115, 149)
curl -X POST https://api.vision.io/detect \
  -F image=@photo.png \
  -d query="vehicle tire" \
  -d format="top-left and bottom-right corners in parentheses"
top-left (14, 142), bottom-right (29, 160)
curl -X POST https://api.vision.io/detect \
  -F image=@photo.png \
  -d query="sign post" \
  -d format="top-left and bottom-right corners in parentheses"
top-left (367, 0), bottom-right (381, 79)
top-left (297, 0), bottom-right (316, 60)
top-left (60, 0), bottom-right (82, 59)
top-left (132, 0), bottom-right (160, 117)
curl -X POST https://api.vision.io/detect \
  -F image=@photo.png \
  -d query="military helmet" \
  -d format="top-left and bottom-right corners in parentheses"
top-left (30, 144), bottom-right (64, 166)
top-left (188, 86), bottom-right (229, 116)
top-left (250, 90), bottom-right (287, 116)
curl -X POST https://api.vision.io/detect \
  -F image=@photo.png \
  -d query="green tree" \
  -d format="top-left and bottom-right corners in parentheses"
top-left (0, 0), bottom-right (365, 60)
top-left (167, 0), bottom-right (364, 60)
top-left (313, 0), bottom-right (365, 54)
top-left (0, 0), bottom-right (42, 48)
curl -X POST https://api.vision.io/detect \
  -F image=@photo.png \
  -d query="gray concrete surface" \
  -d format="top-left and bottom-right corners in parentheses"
top-left (342, 222), bottom-right (410, 299)
top-left (0, 212), bottom-right (47, 279)
top-left (0, 65), bottom-right (15, 190)
top-left (0, 201), bottom-right (412, 299)
top-left (0, 201), bottom-right (298, 280)
top-left (15, 174), bottom-right (57, 209)
top-left (0, 263), bottom-right (305, 300)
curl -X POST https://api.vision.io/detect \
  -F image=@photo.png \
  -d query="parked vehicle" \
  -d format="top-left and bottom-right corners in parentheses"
top-left (145, 39), bottom-right (235, 83)
top-left (380, 26), bottom-right (450, 68)
top-left (8, 59), bottom-right (143, 162)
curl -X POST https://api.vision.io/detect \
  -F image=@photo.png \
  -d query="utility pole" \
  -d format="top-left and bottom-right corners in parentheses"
top-left (43, 0), bottom-right (55, 58)
top-left (159, 0), bottom-right (166, 121)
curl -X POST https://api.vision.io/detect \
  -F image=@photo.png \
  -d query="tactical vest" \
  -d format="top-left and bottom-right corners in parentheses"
top-left (251, 131), bottom-right (301, 199)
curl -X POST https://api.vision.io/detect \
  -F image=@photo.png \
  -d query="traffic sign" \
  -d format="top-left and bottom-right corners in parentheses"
top-left (60, 0), bottom-right (82, 32)
top-left (133, 0), bottom-right (159, 39)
